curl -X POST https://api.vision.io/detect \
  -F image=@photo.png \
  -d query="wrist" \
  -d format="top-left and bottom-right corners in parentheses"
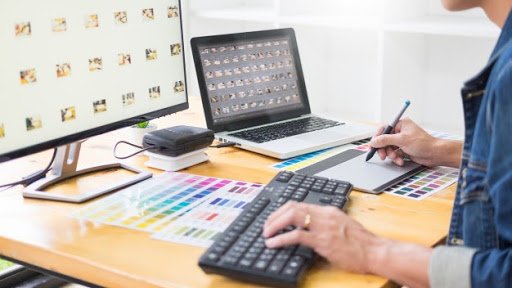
top-left (364, 235), bottom-right (392, 275)
top-left (431, 139), bottom-right (462, 168)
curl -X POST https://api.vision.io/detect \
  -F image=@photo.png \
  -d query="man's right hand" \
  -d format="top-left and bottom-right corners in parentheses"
top-left (369, 118), bottom-right (462, 168)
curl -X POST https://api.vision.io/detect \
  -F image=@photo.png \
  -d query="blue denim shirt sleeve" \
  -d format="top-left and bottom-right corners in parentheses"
top-left (471, 59), bottom-right (512, 287)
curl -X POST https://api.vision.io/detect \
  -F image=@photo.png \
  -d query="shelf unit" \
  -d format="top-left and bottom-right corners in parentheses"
top-left (184, 0), bottom-right (499, 134)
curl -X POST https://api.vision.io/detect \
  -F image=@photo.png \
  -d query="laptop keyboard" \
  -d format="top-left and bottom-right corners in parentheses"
top-left (227, 117), bottom-right (344, 143)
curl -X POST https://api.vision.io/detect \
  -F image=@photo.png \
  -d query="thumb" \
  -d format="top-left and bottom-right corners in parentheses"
top-left (370, 133), bottom-right (403, 148)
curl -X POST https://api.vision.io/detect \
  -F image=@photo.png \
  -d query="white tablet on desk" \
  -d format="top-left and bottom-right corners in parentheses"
top-left (297, 149), bottom-right (425, 194)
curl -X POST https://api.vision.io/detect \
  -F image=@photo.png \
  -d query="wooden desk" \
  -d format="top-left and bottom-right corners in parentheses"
top-left (0, 97), bottom-right (455, 288)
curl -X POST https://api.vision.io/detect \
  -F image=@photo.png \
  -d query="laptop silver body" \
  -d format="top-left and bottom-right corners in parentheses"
top-left (191, 28), bottom-right (374, 159)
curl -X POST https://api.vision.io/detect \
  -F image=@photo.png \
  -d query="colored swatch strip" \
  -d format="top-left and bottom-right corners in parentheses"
top-left (384, 166), bottom-right (459, 200)
top-left (271, 138), bottom-right (371, 171)
top-left (73, 173), bottom-right (261, 238)
top-left (152, 181), bottom-right (263, 248)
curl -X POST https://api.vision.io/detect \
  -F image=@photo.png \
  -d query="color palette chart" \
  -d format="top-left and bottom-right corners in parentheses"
top-left (73, 173), bottom-right (262, 240)
top-left (271, 138), bottom-right (371, 171)
top-left (384, 166), bottom-right (459, 200)
top-left (152, 180), bottom-right (262, 247)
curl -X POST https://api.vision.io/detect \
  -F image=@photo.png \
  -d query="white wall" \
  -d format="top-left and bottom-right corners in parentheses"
top-left (183, 0), bottom-right (499, 134)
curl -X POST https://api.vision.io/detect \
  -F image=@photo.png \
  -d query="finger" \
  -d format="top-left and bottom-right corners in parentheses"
top-left (377, 148), bottom-right (387, 160)
top-left (393, 149), bottom-right (406, 166)
top-left (263, 203), bottom-right (308, 238)
top-left (370, 133), bottom-right (403, 149)
top-left (265, 229), bottom-right (314, 249)
top-left (265, 201), bottom-right (296, 226)
top-left (386, 146), bottom-right (397, 161)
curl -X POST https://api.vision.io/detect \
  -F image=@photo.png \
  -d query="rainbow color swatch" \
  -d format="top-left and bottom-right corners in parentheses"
top-left (271, 138), bottom-right (371, 171)
top-left (384, 166), bottom-right (459, 200)
top-left (153, 180), bottom-right (261, 247)
top-left (73, 172), bottom-right (263, 237)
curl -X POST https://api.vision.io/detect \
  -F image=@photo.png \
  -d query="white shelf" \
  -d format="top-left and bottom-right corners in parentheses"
top-left (279, 15), bottom-right (381, 30)
top-left (385, 16), bottom-right (500, 38)
top-left (192, 9), bottom-right (276, 23)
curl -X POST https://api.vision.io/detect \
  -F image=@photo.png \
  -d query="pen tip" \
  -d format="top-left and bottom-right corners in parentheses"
top-left (405, 100), bottom-right (411, 105)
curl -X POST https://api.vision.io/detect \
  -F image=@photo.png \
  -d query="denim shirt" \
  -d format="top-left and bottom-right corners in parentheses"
top-left (431, 10), bottom-right (512, 288)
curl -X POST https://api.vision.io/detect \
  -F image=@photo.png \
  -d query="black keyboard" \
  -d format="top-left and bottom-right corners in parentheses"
top-left (198, 171), bottom-right (353, 288)
top-left (228, 117), bottom-right (343, 143)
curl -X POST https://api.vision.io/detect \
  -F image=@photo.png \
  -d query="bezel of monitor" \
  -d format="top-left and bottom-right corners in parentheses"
top-left (191, 28), bottom-right (312, 133)
top-left (0, 0), bottom-right (188, 164)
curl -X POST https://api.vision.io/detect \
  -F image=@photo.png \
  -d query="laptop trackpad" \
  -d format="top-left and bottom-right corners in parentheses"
top-left (293, 129), bottom-right (344, 142)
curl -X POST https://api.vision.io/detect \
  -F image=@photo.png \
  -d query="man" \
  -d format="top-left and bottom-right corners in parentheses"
top-left (263, 0), bottom-right (512, 287)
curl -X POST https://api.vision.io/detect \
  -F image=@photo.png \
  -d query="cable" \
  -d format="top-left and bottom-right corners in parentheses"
top-left (113, 141), bottom-right (156, 160)
top-left (0, 148), bottom-right (58, 189)
top-left (209, 142), bottom-right (237, 148)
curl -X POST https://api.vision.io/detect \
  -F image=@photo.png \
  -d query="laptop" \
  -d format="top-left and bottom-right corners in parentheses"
top-left (191, 28), bottom-right (374, 159)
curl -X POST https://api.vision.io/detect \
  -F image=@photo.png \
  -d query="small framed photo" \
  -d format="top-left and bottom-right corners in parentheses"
top-left (52, 18), bottom-right (67, 32)
top-left (118, 53), bottom-right (131, 65)
top-left (26, 115), bottom-right (42, 131)
top-left (174, 81), bottom-right (185, 93)
top-left (0, 123), bottom-right (5, 138)
top-left (20, 69), bottom-right (37, 85)
top-left (15, 22), bottom-right (31, 36)
top-left (146, 49), bottom-right (157, 61)
top-left (93, 99), bottom-right (107, 113)
top-left (170, 43), bottom-right (182, 56)
top-left (122, 92), bottom-right (135, 106)
top-left (61, 106), bottom-right (76, 122)
top-left (149, 86), bottom-right (161, 99)
top-left (142, 8), bottom-right (154, 21)
top-left (168, 6), bottom-right (179, 18)
top-left (88, 57), bottom-right (102, 72)
top-left (56, 63), bottom-right (72, 78)
top-left (85, 14), bottom-right (99, 29)
top-left (114, 11), bottom-right (128, 24)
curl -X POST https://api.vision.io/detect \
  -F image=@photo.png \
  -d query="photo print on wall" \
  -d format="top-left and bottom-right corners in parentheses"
top-left (15, 22), bottom-right (31, 36)
top-left (174, 81), bottom-right (184, 93)
top-left (61, 106), bottom-right (76, 122)
top-left (52, 18), bottom-right (67, 32)
top-left (149, 86), bottom-right (161, 99)
top-left (146, 49), bottom-right (157, 61)
top-left (114, 11), bottom-right (128, 24)
top-left (93, 99), bottom-right (107, 113)
top-left (56, 63), bottom-right (72, 78)
top-left (122, 92), bottom-right (135, 106)
top-left (26, 115), bottom-right (42, 131)
top-left (168, 6), bottom-right (179, 18)
top-left (85, 14), bottom-right (99, 29)
top-left (89, 57), bottom-right (102, 72)
top-left (171, 43), bottom-right (181, 56)
top-left (20, 69), bottom-right (37, 85)
top-left (143, 8), bottom-right (155, 21)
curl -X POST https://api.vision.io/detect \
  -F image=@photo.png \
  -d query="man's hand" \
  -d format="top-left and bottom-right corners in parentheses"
top-left (370, 118), bottom-right (462, 168)
top-left (263, 201), bottom-right (380, 274)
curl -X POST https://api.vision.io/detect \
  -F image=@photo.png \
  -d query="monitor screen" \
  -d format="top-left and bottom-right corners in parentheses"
top-left (196, 36), bottom-right (305, 126)
top-left (0, 0), bottom-right (188, 162)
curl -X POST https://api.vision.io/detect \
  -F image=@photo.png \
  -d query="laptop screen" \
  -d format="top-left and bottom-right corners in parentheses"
top-left (192, 29), bottom-right (311, 132)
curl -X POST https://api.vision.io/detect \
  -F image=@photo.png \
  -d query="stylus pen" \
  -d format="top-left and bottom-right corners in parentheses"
top-left (365, 100), bottom-right (411, 162)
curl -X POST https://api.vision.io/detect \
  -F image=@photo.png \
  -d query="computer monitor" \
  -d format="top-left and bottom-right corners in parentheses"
top-left (0, 0), bottom-right (188, 202)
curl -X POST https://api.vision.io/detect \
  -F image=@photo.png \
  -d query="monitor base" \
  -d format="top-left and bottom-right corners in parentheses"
top-left (23, 141), bottom-right (152, 203)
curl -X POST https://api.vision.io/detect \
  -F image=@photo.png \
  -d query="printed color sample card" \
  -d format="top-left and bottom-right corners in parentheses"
top-left (73, 173), bottom-right (262, 238)
top-left (384, 166), bottom-right (459, 200)
top-left (153, 180), bottom-right (262, 247)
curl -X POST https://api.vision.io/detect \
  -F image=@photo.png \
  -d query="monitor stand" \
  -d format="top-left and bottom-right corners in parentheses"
top-left (23, 141), bottom-right (152, 203)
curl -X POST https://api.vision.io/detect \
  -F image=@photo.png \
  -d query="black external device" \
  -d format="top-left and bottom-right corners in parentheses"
top-left (142, 125), bottom-right (214, 157)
